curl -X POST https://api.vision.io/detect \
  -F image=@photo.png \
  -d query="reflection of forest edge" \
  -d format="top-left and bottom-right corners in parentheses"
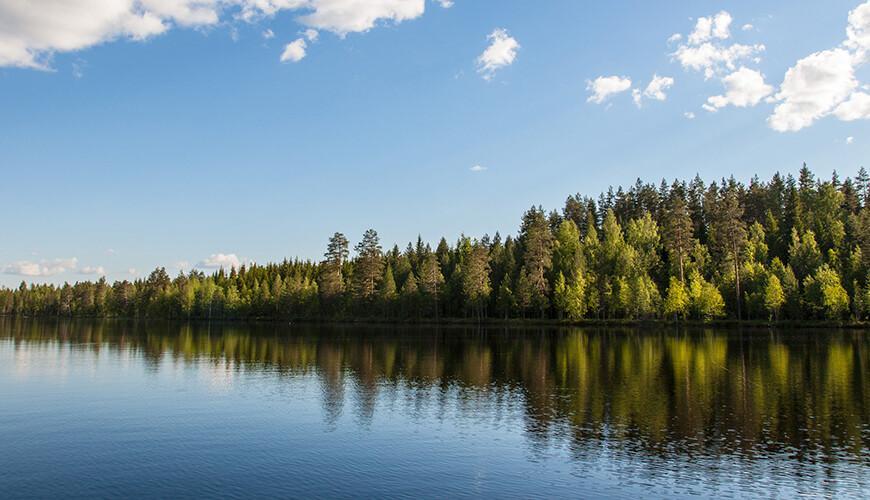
top-left (2, 318), bottom-right (867, 463)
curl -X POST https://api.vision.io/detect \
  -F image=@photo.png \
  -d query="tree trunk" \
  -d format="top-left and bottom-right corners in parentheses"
top-left (734, 241), bottom-right (742, 321)
top-left (678, 249), bottom-right (685, 284)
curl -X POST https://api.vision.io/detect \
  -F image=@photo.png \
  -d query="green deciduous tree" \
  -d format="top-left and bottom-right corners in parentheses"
top-left (764, 274), bottom-right (785, 321)
top-left (663, 276), bottom-right (689, 320)
top-left (803, 264), bottom-right (849, 319)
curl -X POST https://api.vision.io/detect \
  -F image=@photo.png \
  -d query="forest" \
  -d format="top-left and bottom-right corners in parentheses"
top-left (3, 165), bottom-right (870, 323)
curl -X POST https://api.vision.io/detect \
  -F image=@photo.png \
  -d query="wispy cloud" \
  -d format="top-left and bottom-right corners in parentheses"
top-left (79, 266), bottom-right (106, 275)
top-left (3, 258), bottom-right (78, 277)
top-left (197, 253), bottom-right (242, 270)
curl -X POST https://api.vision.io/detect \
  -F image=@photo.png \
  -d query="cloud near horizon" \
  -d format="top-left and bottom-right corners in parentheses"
top-left (3, 258), bottom-right (79, 277)
top-left (197, 253), bottom-right (243, 270)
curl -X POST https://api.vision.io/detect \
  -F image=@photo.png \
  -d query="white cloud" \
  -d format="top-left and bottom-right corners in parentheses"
top-left (0, 0), bottom-right (237, 69)
top-left (128, 268), bottom-right (138, 276)
top-left (766, 1), bottom-right (870, 131)
top-left (262, 28), bottom-right (275, 39)
top-left (0, 0), bottom-right (428, 69)
top-left (79, 265), bottom-right (106, 275)
top-left (643, 74), bottom-right (674, 101)
top-left (297, 0), bottom-right (425, 37)
top-left (834, 91), bottom-right (870, 120)
top-left (303, 28), bottom-right (318, 41)
top-left (235, 1), bottom-right (308, 22)
top-left (847, 136), bottom-right (855, 144)
top-left (673, 41), bottom-right (765, 80)
top-left (0, 1), bottom-right (166, 69)
top-left (671, 10), bottom-right (764, 80)
top-left (688, 11), bottom-right (732, 45)
top-left (632, 75), bottom-right (673, 108)
top-left (477, 28), bottom-right (519, 80)
top-left (280, 37), bottom-right (307, 62)
top-left (141, 0), bottom-right (220, 26)
top-left (845, 0), bottom-right (870, 59)
top-left (684, 111), bottom-right (696, 119)
top-left (436, 0), bottom-right (453, 8)
top-left (470, 164), bottom-right (486, 172)
top-left (742, 23), bottom-right (754, 31)
top-left (712, 11), bottom-right (732, 39)
top-left (667, 33), bottom-right (682, 44)
top-left (198, 253), bottom-right (242, 270)
top-left (632, 88), bottom-right (642, 107)
top-left (174, 260), bottom-right (191, 270)
top-left (703, 67), bottom-right (772, 111)
top-left (587, 75), bottom-right (632, 104)
top-left (687, 15), bottom-right (713, 45)
top-left (3, 258), bottom-right (78, 277)
top-left (768, 48), bottom-right (857, 131)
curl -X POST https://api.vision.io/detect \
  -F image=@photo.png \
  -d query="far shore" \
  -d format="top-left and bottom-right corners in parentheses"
top-left (2, 314), bottom-right (868, 330)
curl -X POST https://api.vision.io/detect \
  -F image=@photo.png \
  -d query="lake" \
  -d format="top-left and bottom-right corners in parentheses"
top-left (0, 319), bottom-right (867, 498)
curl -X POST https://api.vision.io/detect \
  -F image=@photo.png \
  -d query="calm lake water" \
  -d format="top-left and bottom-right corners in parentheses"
top-left (0, 319), bottom-right (867, 498)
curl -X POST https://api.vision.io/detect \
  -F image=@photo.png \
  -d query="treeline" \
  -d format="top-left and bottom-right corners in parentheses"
top-left (3, 165), bottom-right (870, 323)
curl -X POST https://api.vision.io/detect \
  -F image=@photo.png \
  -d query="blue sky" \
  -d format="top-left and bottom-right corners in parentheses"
top-left (2, 0), bottom-right (869, 285)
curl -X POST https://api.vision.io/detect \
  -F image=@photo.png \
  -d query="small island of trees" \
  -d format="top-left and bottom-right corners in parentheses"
top-left (3, 165), bottom-right (870, 324)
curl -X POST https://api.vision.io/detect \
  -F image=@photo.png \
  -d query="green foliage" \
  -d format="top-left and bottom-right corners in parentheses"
top-left (688, 270), bottom-right (725, 320)
top-left (764, 274), bottom-right (785, 321)
top-left (3, 167), bottom-right (867, 323)
top-left (803, 264), bottom-right (849, 320)
top-left (663, 277), bottom-right (689, 319)
top-left (519, 207), bottom-right (555, 317)
top-left (789, 229), bottom-right (823, 281)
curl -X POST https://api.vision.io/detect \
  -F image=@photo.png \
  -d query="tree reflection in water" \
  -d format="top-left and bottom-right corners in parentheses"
top-left (3, 318), bottom-right (867, 468)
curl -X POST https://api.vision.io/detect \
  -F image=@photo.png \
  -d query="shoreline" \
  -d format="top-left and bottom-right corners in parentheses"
top-left (2, 314), bottom-right (867, 330)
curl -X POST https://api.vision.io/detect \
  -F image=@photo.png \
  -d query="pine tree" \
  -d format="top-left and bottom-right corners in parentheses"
top-left (519, 207), bottom-right (555, 317)
top-left (320, 232), bottom-right (348, 303)
top-left (663, 193), bottom-right (694, 283)
top-left (712, 187), bottom-right (747, 319)
top-left (400, 272), bottom-right (419, 318)
top-left (418, 252), bottom-right (444, 319)
top-left (857, 166), bottom-right (870, 208)
top-left (353, 229), bottom-right (383, 301)
top-left (379, 265), bottom-right (398, 314)
top-left (461, 242), bottom-right (491, 319)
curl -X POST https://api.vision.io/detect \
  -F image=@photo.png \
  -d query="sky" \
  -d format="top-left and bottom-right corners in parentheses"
top-left (1, 0), bottom-right (870, 286)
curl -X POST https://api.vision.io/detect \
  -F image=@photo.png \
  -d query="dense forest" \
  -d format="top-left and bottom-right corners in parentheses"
top-left (3, 165), bottom-right (870, 323)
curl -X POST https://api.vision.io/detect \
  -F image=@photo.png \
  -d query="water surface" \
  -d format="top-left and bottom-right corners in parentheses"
top-left (0, 319), bottom-right (867, 498)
